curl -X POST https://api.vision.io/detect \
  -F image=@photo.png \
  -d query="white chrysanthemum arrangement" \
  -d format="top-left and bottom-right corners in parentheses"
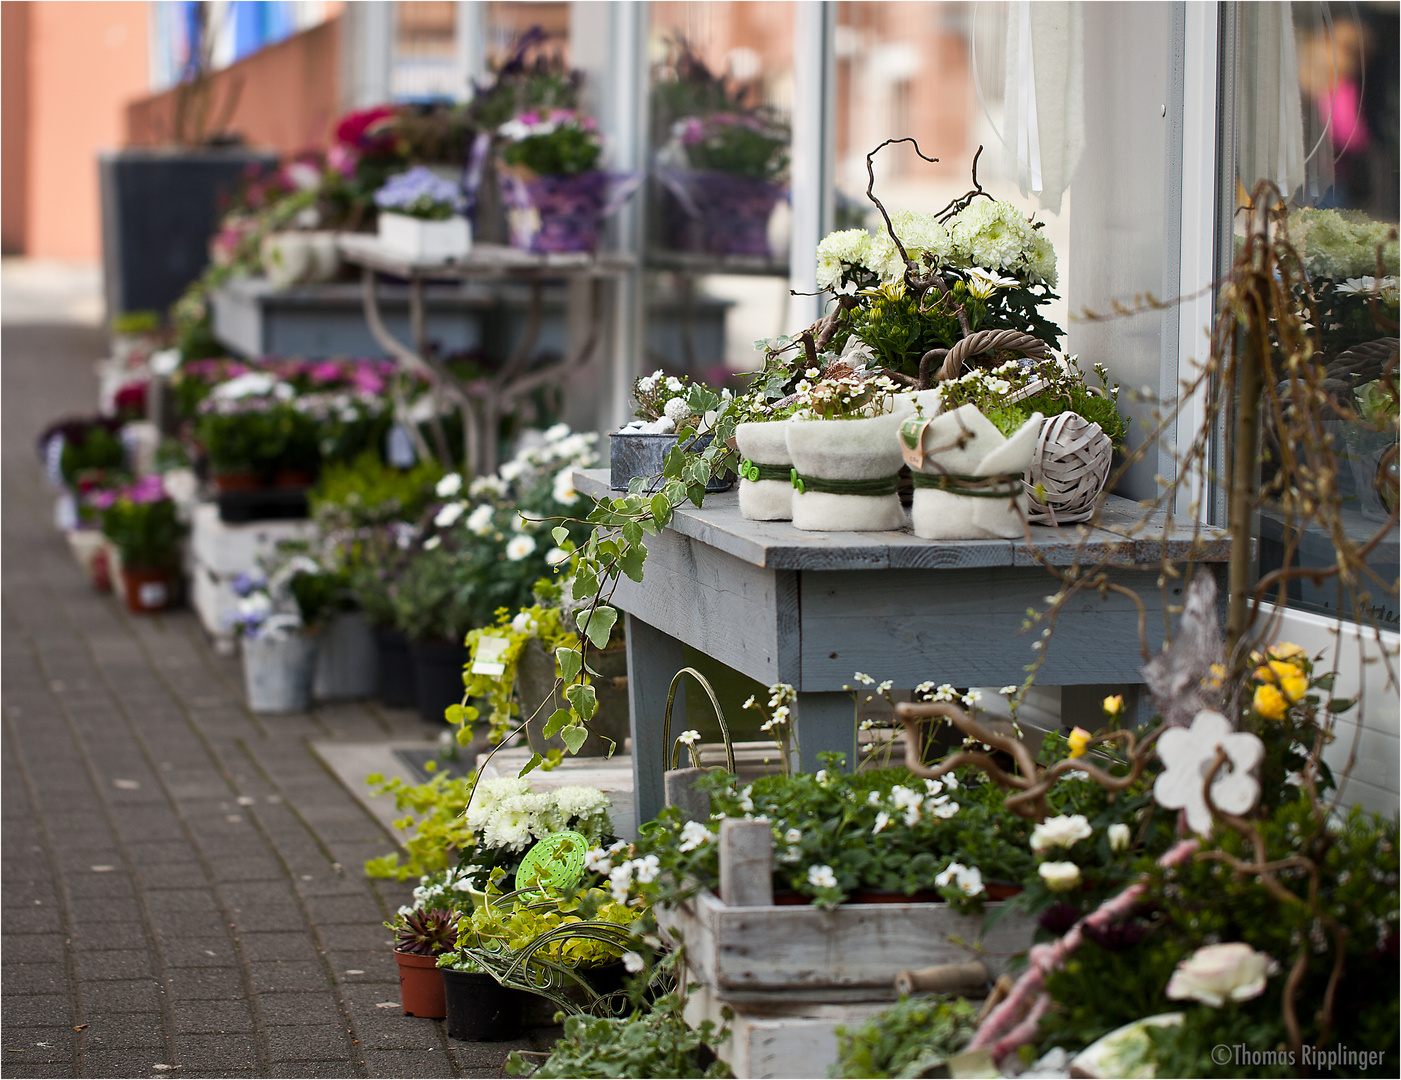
top-left (464, 776), bottom-right (613, 853)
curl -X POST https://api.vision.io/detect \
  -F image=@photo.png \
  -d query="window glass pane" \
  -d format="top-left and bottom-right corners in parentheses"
top-left (1226, 2), bottom-right (1400, 630)
top-left (394, 1), bottom-right (460, 99)
top-left (644, 1), bottom-right (795, 380)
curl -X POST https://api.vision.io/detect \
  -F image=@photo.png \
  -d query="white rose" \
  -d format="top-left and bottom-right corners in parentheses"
top-left (1108, 823), bottom-right (1132, 852)
top-left (1037, 861), bottom-right (1081, 892)
top-left (1030, 814), bottom-right (1093, 855)
top-left (1165, 942), bottom-right (1279, 1008)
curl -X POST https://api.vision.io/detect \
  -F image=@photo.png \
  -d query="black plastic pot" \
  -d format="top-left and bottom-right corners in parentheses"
top-left (374, 626), bottom-right (418, 708)
top-left (411, 638), bottom-right (469, 724)
top-left (216, 487), bottom-right (310, 524)
top-left (99, 147), bottom-right (278, 318)
top-left (441, 968), bottom-right (526, 1041)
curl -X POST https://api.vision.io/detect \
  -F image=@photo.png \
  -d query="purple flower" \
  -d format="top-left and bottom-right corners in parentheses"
top-left (231, 572), bottom-right (266, 598)
top-left (310, 361), bottom-right (343, 385)
top-left (127, 476), bottom-right (168, 504)
top-left (374, 167), bottom-right (466, 214)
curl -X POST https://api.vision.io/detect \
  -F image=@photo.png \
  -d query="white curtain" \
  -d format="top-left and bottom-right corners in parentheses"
top-left (1001, 0), bottom-right (1085, 215)
top-left (1235, 2), bottom-right (1308, 200)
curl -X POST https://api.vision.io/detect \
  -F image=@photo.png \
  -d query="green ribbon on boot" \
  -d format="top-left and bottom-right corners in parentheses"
top-left (739, 459), bottom-right (792, 483)
top-left (790, 470), bottom-right (901, 497)
top-left (910, 471), bottom-right (1025, 499)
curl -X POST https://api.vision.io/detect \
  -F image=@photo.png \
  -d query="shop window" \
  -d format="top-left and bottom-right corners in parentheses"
top-left (1223, 2), bottom-right (1400, 631)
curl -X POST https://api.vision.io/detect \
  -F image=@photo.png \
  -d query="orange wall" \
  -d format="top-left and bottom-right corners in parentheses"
top-left (2, 2), bottom-right (31, 254)
top-left (25, 1), bottom-right (150, 260)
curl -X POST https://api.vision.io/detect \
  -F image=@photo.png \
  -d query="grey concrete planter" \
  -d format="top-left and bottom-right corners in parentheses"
top-left (609, 431), bottom-right (734, 493)
top-left (242, 632), bottom-right (320, 713)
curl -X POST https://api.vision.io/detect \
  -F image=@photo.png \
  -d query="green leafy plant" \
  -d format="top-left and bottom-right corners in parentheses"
top-left (363, 767), bottom-right (479, 881)
top-left (833, 993), bottom-right (980, 1079)
top-left (508, 992), bottom-right (734, 1078)
top-left (58, 422), bottom-right (126, 485)
top-left (499, 110), bottom-right (603, 177)
top-left (195, 398), bottom-right (320, 479)
top-left (310, 451), bottom-right (443, 526)
top-left (98, 479), bottom-right (184, 571)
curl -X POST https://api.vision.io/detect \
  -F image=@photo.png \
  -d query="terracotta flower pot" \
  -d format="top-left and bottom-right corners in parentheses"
top-left (395, 951), bottom-right (447, 1019)
top-left (121, 566), bottom-right (177, 613)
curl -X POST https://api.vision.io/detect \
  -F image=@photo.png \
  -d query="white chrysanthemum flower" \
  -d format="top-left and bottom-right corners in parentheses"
top-left (505, 534), bottom-right (537, 561)
top-left (465, 503), bottom-right (495, 536)
top-left (663, 398), bottom-right (692, 423)
top-left (434, 501), bottom-right (465, 528)
top-left (544, 547), bottom-right (570, 568)
top-left (552, 467), bottom-right (579, 506)
top-left (436, 473), bottom-right (463, 497)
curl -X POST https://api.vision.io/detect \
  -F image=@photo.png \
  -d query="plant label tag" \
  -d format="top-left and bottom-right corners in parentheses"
top-left (470, 636), bottom-right (511, 677)
top-left (138, 582), bottom-right (168, 608)
top-left (899, 416), bottom-right (932, 470)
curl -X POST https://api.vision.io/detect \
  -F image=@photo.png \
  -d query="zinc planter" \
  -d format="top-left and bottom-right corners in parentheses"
top-left (242, 632), bottom-right (320, 714)
top-left (441, 968), bottom-right (526, 1041)
top-left (313, 612), bottom-right (378, 701)
top-left (609, 431), bottom-right (733, 493)
top-left (784, 400), bottom-right (914, 532)
top-left (377, 213), bottom-right (472, 262)
top-left (520, 640), bottom-right (630, 757)
top-left (734, 421), bottom-right (793, 521)
top-left (395, 951), bottom-right (447, 1019)
top-left (901, 404), bottom-right (1042, 540)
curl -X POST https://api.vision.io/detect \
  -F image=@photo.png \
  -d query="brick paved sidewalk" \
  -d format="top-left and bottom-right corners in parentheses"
top-left (2, 323), bottom-right (554, 1078)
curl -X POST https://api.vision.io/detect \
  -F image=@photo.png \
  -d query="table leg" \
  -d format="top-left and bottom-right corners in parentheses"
top-left (794, 691), bottom-right (857, 774)
top-left (625, 613), bottom-right (685, 830)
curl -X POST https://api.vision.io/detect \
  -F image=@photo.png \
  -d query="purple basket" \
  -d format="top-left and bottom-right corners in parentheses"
top-left (658, 169), bottom-right (785, 257)
top-left (501, 169), bottom-right (639, 254)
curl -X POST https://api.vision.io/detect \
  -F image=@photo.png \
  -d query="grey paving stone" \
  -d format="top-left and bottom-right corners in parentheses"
top-left (73, 949), bottom-right (154, 983)
top-left (66, 922), bottom-right (149, 951)
top-left (248, 961), bottom-right (334, 995)
top-left (123, 841), bottom-right (198, 865)
top-left (2, 905), bottom-right (63, 934)
top-left (0, 1064), bottom-right (80, 1078)
top-left (0, 1026), bottom-right (74, 1060)
top-left (170, 1000), bottom-right (257, 1035)
top-left (210, 857), bottom-right (287, 883)
top-left (228, 906), bottom-right (311, 935)
top-left (80, 978), bottom-right (164, 1014)
top-left (233, 932), bottom-right (322, 964)
top-left (82, 1049), bottom-right (173, 1077)
top-left (316, 924), bottom-right (396, 952)
top-left (68, 898), bottom-right (143, 925)
top-left (361, 1048), bottom-right (461, 1077)
top-left (257, 992), bottom-right (344, 1028)
top-left (79, 1012), bottom-right (168, 1049)
top-left (303, 894), bottom-right (385, 927)
top-left (3, 961), bottom-right (69, 996)
top-left (267, 1060), bottom-right (361, 1078)
top-left (1, 993), bottom-right (72, 1027)
top-left (172, 1032), bottom-right (261, 1071)
top-left (1, 933), bottom-right (66, 963)
top-left (165, 966), bottom-right (245, 1001)
top-left (263, 1022), bottom-right (355, 1062)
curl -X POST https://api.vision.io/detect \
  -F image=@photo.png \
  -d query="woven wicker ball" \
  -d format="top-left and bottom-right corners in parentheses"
top-left (1024, 412), bottom-right (1113, 525)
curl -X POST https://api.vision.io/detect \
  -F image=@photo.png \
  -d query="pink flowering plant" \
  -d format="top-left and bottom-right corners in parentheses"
top-left (498, 109), bottom-right (603, 177)
top-left (671, 112), bottom-right (788, 182)
top-left (98, 476), bottom-right (184, 571)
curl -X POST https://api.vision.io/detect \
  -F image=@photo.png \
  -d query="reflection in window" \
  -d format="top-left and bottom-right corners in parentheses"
top-left (1233, 2), bottom-right (1400, 630)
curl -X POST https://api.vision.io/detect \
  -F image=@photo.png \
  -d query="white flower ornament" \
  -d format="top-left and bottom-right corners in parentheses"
top-left (1153, 709), bottom-right (1264, 837)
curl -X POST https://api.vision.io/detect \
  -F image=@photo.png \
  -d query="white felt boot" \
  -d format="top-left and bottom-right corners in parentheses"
top-left (785, 399), bottom-right (914, 532)
top-left (905, 404), bottom-right (1043, 540)
top-left (735, 420), bottom-right (794, 521)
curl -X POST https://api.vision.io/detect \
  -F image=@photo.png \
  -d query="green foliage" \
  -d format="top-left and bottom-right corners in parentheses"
top-left (389, 544), bottom-right (482, 644)
top-left (448, 886), bottom-right (639, 970)
top-left (832, 994), bottom-right (979, 1079)
top-left (287, 568), bottom-right (352, 629)
top-left (310, 451), bottom-right (444, 526)
top-left (508, 993), bottom-right (733, 1078)
top-left (60, 425), bottom-right (125, 485)
top-left (100, 496), bottom-right (183, 571)
top-left (195, 402), bottom-right (321, 479)
top-left (501, 125), bottom-right (601, 177)
top-left (681, 118), bottom-right (788, 182)
top-left (362, 768), bottom-right (479, 881)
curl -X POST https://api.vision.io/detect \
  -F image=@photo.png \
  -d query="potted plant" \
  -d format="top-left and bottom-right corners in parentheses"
top-left (374, 166), bottom-right (472, 261)
top-left (97, 476), bottom-right (185, 613)
top-left (782, 368), bottom-right (913, 532)
top-left (610, 371), bottom-right (732, 493)
top-left (390, 907), bottom-right (458, 1018)
top-left (225, 556), bottom-right (331, 713)
top-left (497, 109), bottom-right (636, 254)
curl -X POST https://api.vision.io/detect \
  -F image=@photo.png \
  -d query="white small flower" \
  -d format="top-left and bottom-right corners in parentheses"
top-left (423, 535), bottom-right (441, 550)
top-left (805, 367), bottom-right (820, 378)
top-left (436, 473), bottom-right (463, 497)
top-left (664, 397), bottom-right (692, 423)
top-left (498, 460), bottom-right (525, 483)
top-left (632, 854), bottom-right (660, 884)
top-left (1030, 814), bottom-right (1093, 855)
top-left (434, 502), bottom-right (465, 528)
top-left (931, 800), bottom-right (960, 819)
top-left (677, 729), bottom-right (701, 747)
top-left (665, 376), bottom-right (684, 393)
top-left (1108, 823), bottom-right (1132, 852)
top-left (814, 770), bottom-right (829, 784)
top-left (1166, 942), bottom-right (1279, 1008)
top-left (1000, 685), bottom-right (1019, 695)
top-left (784, 828), bottom-right (802, 844)
top-left (1038, 861), bottom-right (1082, 892)
top-left (543, 422), bottom-right (571, 443)
top-left (867, 791), bottom-right (883, 806)
top-left (678, 820), bottom-right (716, 853)
top-left (552, 468), bottom-right (579, 505)
top-left (807, 864), bottom-right (838, 890)
top-left (608, 862), bottom-right (633, 902)
top-left (622, 951), bottom-right (645, 973)
top-left (545, 547), bottom-right (570, 568)
top-left (876, 680), bottom-right (893, 693)
top-left (853, 672), bottom-right (875, 686)
top-left (505, 535), bottom-right (537, 561)
top-left (742, 695), bottom-right (757, 710)
top-left (510, 611), bottom-right (538, 635)
top-left (942, 774), bottom-right (958, 790)
top-left (466, 503), bottom-right (495, 535)
top-left (924, 778), bottom-right (944, 796)
top-left (873, 811), bottom-right (890, 834)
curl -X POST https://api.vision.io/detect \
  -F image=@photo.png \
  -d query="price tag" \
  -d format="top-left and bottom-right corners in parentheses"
top-left (470, 635), bottom-right (511, 677)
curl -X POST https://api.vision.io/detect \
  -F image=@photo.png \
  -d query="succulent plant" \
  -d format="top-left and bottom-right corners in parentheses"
top-left (394, 908), bottom-right (458, 956)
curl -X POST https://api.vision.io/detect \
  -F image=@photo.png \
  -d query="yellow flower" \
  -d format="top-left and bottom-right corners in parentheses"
top-left (1267, 642), bottom-right (1308, 663)
top-left (1251, 660), bottom-right (1308, 719)
top-left (1203, 663), bottom-right (1227, 691)
top-left (1253, 683), bottom-right (1288, 721)
top-left (1067, 727), bottom-right (1092, 758)
top-left (1102, 695), bottom-right (1125, 717)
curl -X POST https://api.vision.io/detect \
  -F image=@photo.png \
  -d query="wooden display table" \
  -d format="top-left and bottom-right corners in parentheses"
top-left (573, 469), bottom-right (1230, 830)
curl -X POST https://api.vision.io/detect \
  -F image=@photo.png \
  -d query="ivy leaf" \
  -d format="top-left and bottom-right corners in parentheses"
top-left (556, 646), bottom-right (582, 684)
top-left (561, 725), bottom-right (589, 755)
top-left (519, 753), bottom-right (545, 777)
top-left (552, 526), bottom-right (569, 545)
top-left (565, 682), bottom-right (598, 722)
top-left (576, 605), bottom-right (618, 650)
top-left (651, 493), bottom-right (672, 529)
top-left (622, 520), bottom-right (643, 548)
top-left (542, 708), bottom-right (573, 739)
top-left (619, 544), bottom-right (646, 582)
top-left (444, 704), bottom-right (476, 726)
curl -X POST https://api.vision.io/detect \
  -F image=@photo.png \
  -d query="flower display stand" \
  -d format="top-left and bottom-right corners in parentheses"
top-left (188, 502), bottom-right (316, 654)
top-left (654, 823), bottom-right (1034, 1079)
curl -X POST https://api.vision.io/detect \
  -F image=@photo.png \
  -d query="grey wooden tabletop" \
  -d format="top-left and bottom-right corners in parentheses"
top-left (574, 468), bottom-right (1230, 572)
top-left (337, 234), bottom-right (636, 279)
